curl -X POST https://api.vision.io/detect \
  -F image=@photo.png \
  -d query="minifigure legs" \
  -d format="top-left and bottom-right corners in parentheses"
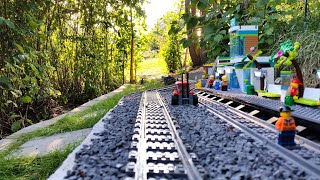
top-left (221, 85), bottom-right (228, 91)
top-left (284, 96), bottom-right (294, 106)
top-left (278, 131), bottom-right (296, 146)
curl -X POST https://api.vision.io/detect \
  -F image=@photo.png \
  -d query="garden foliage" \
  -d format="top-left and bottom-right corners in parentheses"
top-left (0, 0), bottom-right (145, 136)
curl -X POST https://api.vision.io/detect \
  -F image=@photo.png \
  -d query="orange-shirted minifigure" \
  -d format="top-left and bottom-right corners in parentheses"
top-left (275, 106), bottom-right (296, 146)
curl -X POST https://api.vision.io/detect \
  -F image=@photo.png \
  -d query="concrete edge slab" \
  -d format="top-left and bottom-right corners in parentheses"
top-left (47, 97), bottom-right (125, 180)
top-left (8, 128), bottom-right (92, 158)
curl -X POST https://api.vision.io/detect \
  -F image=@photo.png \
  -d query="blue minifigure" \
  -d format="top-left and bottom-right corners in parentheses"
top-left (213, 76), bottom-right (221, 90)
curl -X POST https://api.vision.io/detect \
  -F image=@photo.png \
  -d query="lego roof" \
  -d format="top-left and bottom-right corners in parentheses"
top-left (229, 25), bottom-right (258, 33)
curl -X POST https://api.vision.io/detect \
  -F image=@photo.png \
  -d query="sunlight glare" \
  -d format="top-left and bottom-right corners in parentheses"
top-left (143, 0), bottom-right (179, 31)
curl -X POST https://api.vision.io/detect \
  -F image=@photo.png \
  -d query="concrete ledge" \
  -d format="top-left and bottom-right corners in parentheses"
top-left (10, 128), bottom-right (92, 158)
top-left (47, 98), bottom-right (125, 180)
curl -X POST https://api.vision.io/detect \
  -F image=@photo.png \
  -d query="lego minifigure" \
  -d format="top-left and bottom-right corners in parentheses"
top-left (275, 106), bottom-right (296, 146)
top-left (208, 75), bottom-right (215, 88)
top-left (213, 76), bottom-right (221, 90)
top-left (221, 75), bottom-right (228, 91)
top-left (284, 78), bottom-right (302, 106)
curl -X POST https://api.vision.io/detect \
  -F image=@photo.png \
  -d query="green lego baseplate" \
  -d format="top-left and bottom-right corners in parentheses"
top-left (256, 90), bottom-right (281, 98)
top-left (294, 98), bottom-right (320, 107)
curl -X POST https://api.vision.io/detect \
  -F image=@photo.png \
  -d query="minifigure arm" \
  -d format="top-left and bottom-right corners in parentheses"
top-left (275, 118), bottom-right (283, 131)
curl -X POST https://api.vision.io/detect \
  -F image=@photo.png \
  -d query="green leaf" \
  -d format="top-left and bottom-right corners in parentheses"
top-left (55, 90), bottom-right (62, 96)
top-left (200, 40), bottom-right (207, 47)
top-left (214, 34), bottom-right (223, 43)
top-left (29, 20), bottom-right (38, 29)
top-left (187, 17), bottom-right (198, 30)
top-left (19, 96), bottom-right (32, 103)
top-left (0, 76), bottom-right (11, 90)
top-left (4, 19), bottom-right (15, 29)
top-left (0, 17), bottom-right (4, 25)
top-left (11, 120), bottom-right (21, 132)
top-left (269, 14), bottom-right (280, 19)
top-left (179, 38), bottom-right (187, 45)
top-left (248, 17), bottom-right (261, 24)
top-left (236, 4), bottom-right (241, 12)
top-left (9, 114), bottom-right (21, 120)
top-left (197, 0), bottom-right (208, 10)
top-left (26, 118), bottom-right (33, 125)
top-left (181, 14), bottom-right (191, 22)
top-left (183, 39), bottom-right (193, 48)
top-left (15, 43), bottom-right (24, 53)
top-left (266, 38), bottom-right (273, 44)
top-left (204, 33), bottom-right (213, 40)
top-left (265, 27), bottom-right (274, 35)
top-left (212, 47), bottom-right (221, 55)
top-left (204, 24), bottom-right (215, 35)
top-left (219, 30), bottom-right (226, 35)
top-left (168, 26), bottom-right (178, 36)
top-left (257, 0), bottom-right (269, 8)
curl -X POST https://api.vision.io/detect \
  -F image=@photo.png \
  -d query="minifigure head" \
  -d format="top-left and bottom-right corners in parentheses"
top-left (290, 78), bottom-right (302, 88)
top-left (210, 75), bottom-right (214, 80)
top-left (279, 106), bottom-right (292, 118)
top-left (202, 75), bottom-right (206, 79)
top-left (221, 75), bottom-right (227, 81)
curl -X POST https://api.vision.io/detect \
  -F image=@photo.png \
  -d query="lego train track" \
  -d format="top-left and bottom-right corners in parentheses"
top-left (201, 88), bottom-right (320, 126)
top-left (197, 92), bottom-right (320, 178)
top-left (126, 91), bottom-right (206, 180)
top-left (197, 90), bottom-right (320, 144)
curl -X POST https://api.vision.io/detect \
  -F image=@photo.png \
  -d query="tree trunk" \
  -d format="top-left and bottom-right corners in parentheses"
top-left (184, 48), bottom-right (188, 67)
top-left (187, 3), bottom-right (201, 66)
top-left (130, 7), bottom-right (135, 84)
top-left (248, 55), bottom-right (264, 90)
top-left (122, 51), bottom-right (125, 84)
top-left (200, 10), bottom-right (208, 64)
top-left (292, 59), bottom-right (304, 97)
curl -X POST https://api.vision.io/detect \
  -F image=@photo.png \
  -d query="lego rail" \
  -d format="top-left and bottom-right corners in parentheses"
top-left (126, 91), bottom-right (205, 179)
top-left (201, 88), bottom-right (320, 125)
top-left (198, 92), bottom-right (320, 178)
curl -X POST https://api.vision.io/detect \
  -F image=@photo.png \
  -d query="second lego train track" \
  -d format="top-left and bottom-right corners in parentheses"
top-left (197, 91), bottom-right (320, 178)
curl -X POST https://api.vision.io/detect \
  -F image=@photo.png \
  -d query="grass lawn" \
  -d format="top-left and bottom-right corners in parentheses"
top-left (0, 79), bottom-right (165, 180)
top-left (137, 58), bottom-right (168, 79)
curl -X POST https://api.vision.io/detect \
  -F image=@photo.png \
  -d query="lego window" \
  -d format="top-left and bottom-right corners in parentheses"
top-left (254, 70), bottom-right (262, 78)
top-left (237, 36), bottom-right (244, 56)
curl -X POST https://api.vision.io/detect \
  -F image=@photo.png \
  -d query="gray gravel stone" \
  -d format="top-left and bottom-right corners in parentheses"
top-left (159, 89), bottom-right (314, 179)
top-left (65, 93), bottom-right (142, 179)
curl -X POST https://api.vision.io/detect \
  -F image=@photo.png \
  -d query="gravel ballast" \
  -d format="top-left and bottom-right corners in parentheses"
top-left (62, 88), bottom-right (316, 179)
top-left (65, 93), bottom-right (142, 180)
top-left (159, 89), bottom-right (315, 179)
